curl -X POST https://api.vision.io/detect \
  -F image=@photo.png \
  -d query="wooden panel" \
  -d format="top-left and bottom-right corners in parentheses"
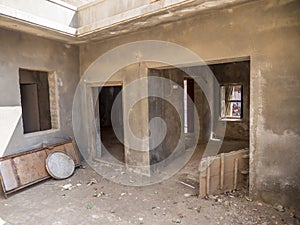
top-left (0, 139), bottom-right (81, 197)
top-left (0, 160), bottom-right (18, 191)
top-left (13, 150), bottom-right (48, 185)
top-left (51, 146), bottom-right (65, 151)
top-left (199, 149), bottom-right (249, 198)
top-left (64, 141), bottom-right (81, 166)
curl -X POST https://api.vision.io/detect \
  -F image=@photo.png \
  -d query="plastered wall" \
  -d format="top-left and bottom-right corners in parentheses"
top-left (0, 28), bottom-right (79, 156)
top-left (80, 0), bottom-right (300, 208)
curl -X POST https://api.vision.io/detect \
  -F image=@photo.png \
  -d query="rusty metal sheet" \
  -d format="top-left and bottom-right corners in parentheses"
top-left (0, 138), bottom-right (81, 197)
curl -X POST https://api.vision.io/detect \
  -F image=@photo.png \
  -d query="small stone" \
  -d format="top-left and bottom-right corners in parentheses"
top-left (224, 201), bottom-right (230, 206)
top-left (172, 218), bottom-right (181, 223)
top-left (61, 183), bottom-right (73, 190)
top-left (92, 214), bottom-right (99, 219)
top-left (208, 195), bottom-right (218, 200)
top-left (87, 178), bottom-right (97, 186)
top-left (93, 192), bottom-right (104, 198)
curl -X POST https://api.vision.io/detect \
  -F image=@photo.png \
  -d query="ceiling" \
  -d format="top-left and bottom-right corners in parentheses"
top-left (60, 0), bottom-right (98, 7)
top-left (0, 0), bottom-right (253, 44)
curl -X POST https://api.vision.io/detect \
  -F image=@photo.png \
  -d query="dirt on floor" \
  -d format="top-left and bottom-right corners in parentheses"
top-left (0, 159), bottom-right (299, 225)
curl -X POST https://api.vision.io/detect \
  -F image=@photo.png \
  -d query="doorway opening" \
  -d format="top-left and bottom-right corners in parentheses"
top-left (98, 85), bottom-right (125, 163)
top-left (183, 78), bottom-right (195, 134)
top-left (148, 59), bottom-right (250, 193)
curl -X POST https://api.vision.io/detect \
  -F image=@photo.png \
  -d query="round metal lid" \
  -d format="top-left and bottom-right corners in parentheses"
top-left (46, 151), bottom-right (75, 179)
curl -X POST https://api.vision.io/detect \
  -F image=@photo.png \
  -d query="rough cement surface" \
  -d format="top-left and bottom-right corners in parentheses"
top-left (79, 0), bottom-right (300, 208)
top-left (0, 28), bottom-right (79, 155)
top-left (0, 160), bottom-right (299, 225)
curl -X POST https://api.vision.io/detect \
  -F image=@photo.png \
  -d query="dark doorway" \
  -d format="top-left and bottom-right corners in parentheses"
top-left (98, 86), bottom-right (124, 162)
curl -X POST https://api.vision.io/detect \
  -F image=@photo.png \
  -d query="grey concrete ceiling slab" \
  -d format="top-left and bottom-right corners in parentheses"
top-left (0, 0), bottom-right (254, 44)
top-left (76, 0), bottom-right (253, 43)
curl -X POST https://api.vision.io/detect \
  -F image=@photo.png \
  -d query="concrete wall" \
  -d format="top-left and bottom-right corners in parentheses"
top-left (74, 62), bottom-right (151, 175)
top-left (212, 61), bottom-right (250, 141)
top-left (79, 0), bottom-right (300, 208)
top-left (78, 0), bottom-right (149, 25)
top-left (155, 61), bottom-right (250, 148)
top-left (0, 28), bottom-right (79, 155)
top-left (148, 68), bottom-right (185, 164)
top-left (77, 0), bottom-right (189, 28)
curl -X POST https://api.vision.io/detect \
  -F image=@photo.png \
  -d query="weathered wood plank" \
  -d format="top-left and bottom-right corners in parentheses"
top-left (199, 148), bottom-right (249, 198)
top-left (0, 138), bottom-right (81, 197)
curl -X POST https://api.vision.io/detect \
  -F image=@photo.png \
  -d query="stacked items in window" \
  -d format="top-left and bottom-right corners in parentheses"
top-left (221, 84), bottom-right (242, 119)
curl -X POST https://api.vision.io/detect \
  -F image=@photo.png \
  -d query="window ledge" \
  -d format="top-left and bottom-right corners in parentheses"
top-left (219, 118), bottom-right (243, 122)
top-left (24, 128), bottom-right (60, 137)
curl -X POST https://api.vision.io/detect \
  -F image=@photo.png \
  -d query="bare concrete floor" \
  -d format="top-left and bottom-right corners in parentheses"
top-left (0, 145), bottom-right (299, 225)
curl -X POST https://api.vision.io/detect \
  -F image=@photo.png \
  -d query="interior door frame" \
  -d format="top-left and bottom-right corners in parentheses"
top-left (85, 81), bottom-right (124, 163)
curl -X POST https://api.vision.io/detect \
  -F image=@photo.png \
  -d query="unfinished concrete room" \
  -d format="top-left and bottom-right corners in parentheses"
top-left (0, 0), bottom-right (299, 224)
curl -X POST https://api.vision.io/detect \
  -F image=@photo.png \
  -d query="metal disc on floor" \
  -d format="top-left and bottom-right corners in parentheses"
top-left (46, 151), bottom-right (75, 179)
